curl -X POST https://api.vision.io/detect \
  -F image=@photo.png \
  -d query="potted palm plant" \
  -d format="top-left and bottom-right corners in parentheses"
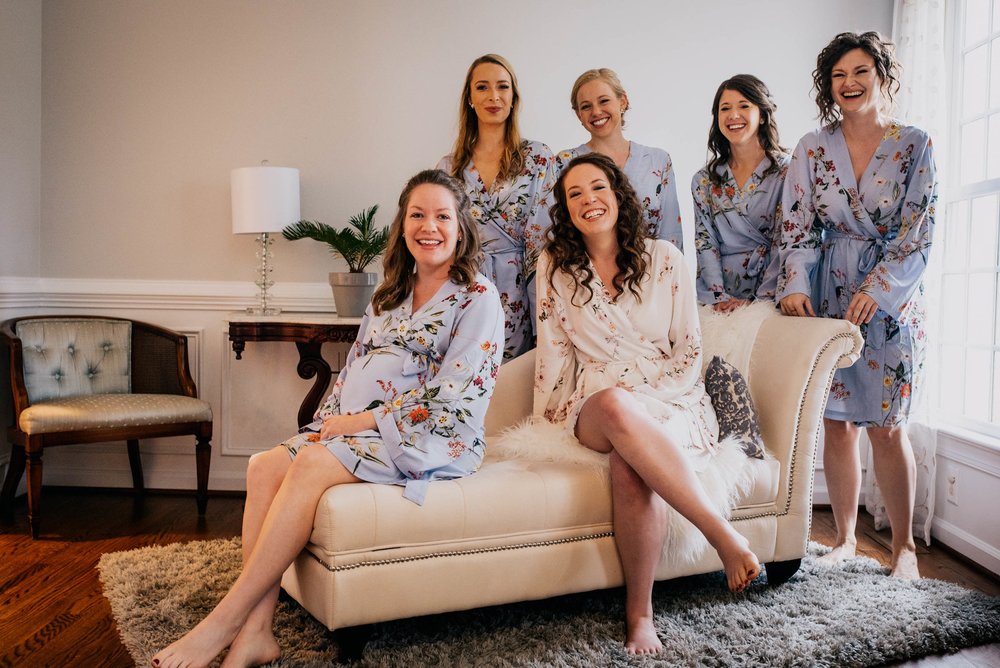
top-left (282, 205), bottom-right (390, 317)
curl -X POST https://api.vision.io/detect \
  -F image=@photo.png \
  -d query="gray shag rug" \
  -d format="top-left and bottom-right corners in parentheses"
top-left (98, 539), bottom-right (1000, 667)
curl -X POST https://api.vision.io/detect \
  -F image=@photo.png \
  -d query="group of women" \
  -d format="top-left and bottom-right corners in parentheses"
top-left (153, 29), bottom-right (937, 667)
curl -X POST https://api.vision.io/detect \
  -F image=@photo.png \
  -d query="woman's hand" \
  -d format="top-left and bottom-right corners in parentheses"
top-left (779, 293), bottom-right (816, 317)
top-left (713, 298), bottom-right (749, 313)
top-left (844, 292), bottom-right (879, 325)
top-left (319, 411), bottom-right (376, 440)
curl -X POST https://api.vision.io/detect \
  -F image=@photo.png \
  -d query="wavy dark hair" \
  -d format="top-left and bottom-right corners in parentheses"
top-left (545, 153), bottom-right (649, 306)
top-left (371, 170), bottom-right (483, 315)
top-left (706, 74), bottom-right (786, 186)
top-left (448, 54), bottom-right (526, 184)
top-left (813, 31), bottom-right (901, 126)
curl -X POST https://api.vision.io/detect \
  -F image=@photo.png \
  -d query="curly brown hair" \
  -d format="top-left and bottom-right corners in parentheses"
top-left (813, 31), bottom-right (901, 126)
top-left (545, 153), bottom-right (649, 306)
top-left (372, 170), bottom-right (483, 315)
top-left (706, 74), bottom-right (786, 186)
top-left (448, 54), bottom-right (526, 184)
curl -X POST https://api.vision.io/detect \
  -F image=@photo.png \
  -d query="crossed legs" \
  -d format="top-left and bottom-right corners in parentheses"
top-left (151, 444), bottom-right (359, 668)
top-left (574, 388), bottom-right (760, 655)
top-left (819, 418), bottom-right (919, 579)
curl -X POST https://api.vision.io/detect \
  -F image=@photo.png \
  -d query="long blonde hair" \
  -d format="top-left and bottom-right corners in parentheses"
top-left (372, 170), bottom-right (483, 315)
top-left (449, 54), bottom-right (526, 185)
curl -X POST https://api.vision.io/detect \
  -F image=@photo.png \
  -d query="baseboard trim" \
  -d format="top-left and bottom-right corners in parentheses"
top-left (932, 517), bottom-right (1000, 575)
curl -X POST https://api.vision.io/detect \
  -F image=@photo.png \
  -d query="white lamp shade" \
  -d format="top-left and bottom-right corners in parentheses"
top-left (231, 166), bottom-right (301, 234)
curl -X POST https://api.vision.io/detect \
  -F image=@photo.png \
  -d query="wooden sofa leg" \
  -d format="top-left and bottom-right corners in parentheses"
top-left (1, 444), bottom-right (26, 521)
top-left (335, 624), bottom-right (374, 663)
top-left (127, 439), bottom-right (145, 496)
top-left (195, 436), bottom-right (211, 516)
top-left (26, 449), bottom-right (43, 539)
top-left (765, 558), bottom-right (802, 586)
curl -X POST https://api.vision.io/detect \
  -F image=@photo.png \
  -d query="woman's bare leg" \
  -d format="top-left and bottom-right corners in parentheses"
top-left (221, 448), bottom-right (292, 667)
top-left (817, 418), bottom-right (862, 564)
top-left (867, 425), bottom-right (920, 579)
top-left (608, 450), bottom-right (668, 655)
top-left (574, 389), bottom-right (759, 650)
top-left (151, 445), bottom-right (358, 668)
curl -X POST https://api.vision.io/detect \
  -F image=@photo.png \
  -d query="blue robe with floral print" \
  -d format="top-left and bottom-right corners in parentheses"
top-left (437, 140), bottom-right (557, 361)
top-left (283, 276), bottom-right (504, 504)
top-left (555, 142), bottom-right (683, 251)
top-left (691, 155), bottom-right (789, 304)
top-left (776, 122), bottom-right (938, 426)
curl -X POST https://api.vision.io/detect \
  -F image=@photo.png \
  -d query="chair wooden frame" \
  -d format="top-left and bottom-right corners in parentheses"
top-left (0, 315), bottom-right (212, 538)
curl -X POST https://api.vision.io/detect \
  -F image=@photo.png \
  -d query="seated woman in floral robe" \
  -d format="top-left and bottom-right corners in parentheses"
top-left (152, 169), bottom-right (504, 668)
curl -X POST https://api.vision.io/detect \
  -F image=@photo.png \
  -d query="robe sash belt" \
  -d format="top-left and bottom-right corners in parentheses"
top-left (825, 229), bottom-right (888, 273)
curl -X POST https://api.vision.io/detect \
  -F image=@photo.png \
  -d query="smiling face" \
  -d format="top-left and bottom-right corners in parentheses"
top-left (717, 88), bottom-right (763, 149)
top-left (562, 162), bottom-right (619, 241)
top-left (402, 184), bottom-right (461, 276)
top-left (831, 48), bottom-right (883, 117)
top-left (575, 79), bottom-right (627, 140)
top-left (469, 62), bottom-right (513, 127)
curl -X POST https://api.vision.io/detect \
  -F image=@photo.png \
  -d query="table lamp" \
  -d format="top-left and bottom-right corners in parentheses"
top-left (231, 165), bottom-right (300, 315)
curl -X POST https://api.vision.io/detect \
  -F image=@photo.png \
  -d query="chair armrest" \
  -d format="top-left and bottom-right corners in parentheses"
top-left (749, 315), bottom-right (863, 515)
top-left (0, 322), bottom-right (31, 421)
top-left (130, 322), bottom-right (198, 397)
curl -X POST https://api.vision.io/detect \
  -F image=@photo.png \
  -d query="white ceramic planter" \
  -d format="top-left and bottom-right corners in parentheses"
top-left (328, 272), bottom-right (378, 317)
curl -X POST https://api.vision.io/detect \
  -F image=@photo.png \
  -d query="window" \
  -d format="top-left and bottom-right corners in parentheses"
top-left (939, 0), bottom-right (1000, 437)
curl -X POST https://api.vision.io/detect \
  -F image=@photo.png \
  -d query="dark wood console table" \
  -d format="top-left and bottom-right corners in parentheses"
top-left (227, 314), bottom-right (363, 428)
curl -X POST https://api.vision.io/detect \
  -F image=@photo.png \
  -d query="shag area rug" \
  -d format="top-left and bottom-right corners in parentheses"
top-left (99, 539), bottom-right (1000, 667)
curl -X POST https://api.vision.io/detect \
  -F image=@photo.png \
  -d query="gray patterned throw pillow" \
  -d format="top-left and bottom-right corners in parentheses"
top-left (704, 356), bottom-right (765, 459)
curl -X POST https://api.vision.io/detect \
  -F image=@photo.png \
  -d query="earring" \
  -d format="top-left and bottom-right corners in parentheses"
top-left (469, 102), bottom-right (474, 109)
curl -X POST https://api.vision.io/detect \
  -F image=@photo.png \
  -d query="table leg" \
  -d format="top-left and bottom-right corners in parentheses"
top-left (294, 341), bottom-right (332, 429)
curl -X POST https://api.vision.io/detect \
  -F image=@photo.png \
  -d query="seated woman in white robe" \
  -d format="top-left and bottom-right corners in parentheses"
top-left (152, 170), bottom-right (504, 668)
top-left (535, 152), bottom-right (760, 656)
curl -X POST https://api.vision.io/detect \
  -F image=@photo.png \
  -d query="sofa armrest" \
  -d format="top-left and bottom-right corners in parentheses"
top-left (748, 315), bottom-right (862, 556)
top-left (484, 349), bottom-right (536, 437)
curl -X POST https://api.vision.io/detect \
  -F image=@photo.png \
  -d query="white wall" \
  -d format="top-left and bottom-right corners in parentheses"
top-left (16, 1), bottom-right (1000, 576)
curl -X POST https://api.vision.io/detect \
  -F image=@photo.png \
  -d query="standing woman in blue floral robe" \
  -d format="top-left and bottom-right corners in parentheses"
top-left (777, 32), bottom-right (938, 580)
top-left (438, 53), bottom-right (557, 361)
top-left (152, 170), bottom-right (504, 668)
top-left (692, 74), bottom-right (789, 311)
top-left (556, 68), bottom-right (684, 250)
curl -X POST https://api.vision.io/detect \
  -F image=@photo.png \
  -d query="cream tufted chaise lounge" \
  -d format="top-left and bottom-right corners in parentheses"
top-left (279, 307), bottom-right (863, 656)
top-left (1, 316), bottom-right (213, 538)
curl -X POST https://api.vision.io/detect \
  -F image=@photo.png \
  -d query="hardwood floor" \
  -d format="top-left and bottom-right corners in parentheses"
top-left (0, 490), bottom-right (997, 666)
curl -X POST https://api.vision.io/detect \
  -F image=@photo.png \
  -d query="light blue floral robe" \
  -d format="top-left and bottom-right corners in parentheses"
top-left (437, 140), bottom-right (557, 361)
top-left (555, 142), bottom-right (683, 251)
top-left (283, 276), bottom-right (504, 504)
top-left (777, 122), bottom-right (938, 426)
top-left (691, 155), bottom-right (789, 304)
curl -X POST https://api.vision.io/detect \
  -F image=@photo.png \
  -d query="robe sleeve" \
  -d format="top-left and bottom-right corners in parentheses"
top-left (755, 172), bottom-right (788, 302)
top-left (776, 138), bottom-right (823, 301)
top-left (656, 152), bottom-right (684, 252)
top-left (691, 170), bottom-right (731, 304)
top-left (523, 143), bottom-right (558, 334)
top-left (860, 133), bottom-right (938, 320)
top-left (658, 243), bottom-right (704, 396)
top-left (533, 252), bottom-right (578, 423)
top-left (371, 283), bottom-right (504, 481)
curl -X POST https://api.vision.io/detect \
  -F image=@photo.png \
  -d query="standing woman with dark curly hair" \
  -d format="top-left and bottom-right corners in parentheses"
top-left (151, 170), bottom-right (504, 668)
top-left (777, 32), bottom-right (938, 579)
top-left (438, 54), bottom-right (557, 361)
top-left (692, 74), bottom-right (789, 311)
top-left (535, 153), bottom-right (760, 655)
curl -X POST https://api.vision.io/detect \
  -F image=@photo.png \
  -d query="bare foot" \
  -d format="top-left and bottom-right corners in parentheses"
top-left (816, 541), bottom-right (857, 567)
top-left (716, 534), bottom-right (761, 592)
top-left (890, 547), bottom-right (920, 580)
top-left (151, 616), bottom-right (241, 668)
top-left (219, 626), bottom-right (281, 668)
top-left (624, 614), bottom-right (662, 655)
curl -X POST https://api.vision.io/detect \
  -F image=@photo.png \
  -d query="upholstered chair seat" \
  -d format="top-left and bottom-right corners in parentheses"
top-left (1, 316), bottom-right (214, 538)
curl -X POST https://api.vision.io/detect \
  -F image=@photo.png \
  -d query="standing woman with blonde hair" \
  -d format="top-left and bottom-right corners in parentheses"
top-left (692, 74), bottom-right (789, 311)
top-left (557, 68), bottom-right (683, 250)
top-left (438, 53), bottom-right (557, 361)
top-left (777, 32), bottom-right (938, 579)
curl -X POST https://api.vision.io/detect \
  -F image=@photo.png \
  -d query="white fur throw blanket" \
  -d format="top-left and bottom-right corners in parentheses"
top-left (698, 300), bottom-right (780, 381)
top-left (488, 417), bottom-right (758, 566)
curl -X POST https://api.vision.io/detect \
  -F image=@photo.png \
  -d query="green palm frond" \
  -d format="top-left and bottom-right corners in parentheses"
top-left (282, 204), bottom-right (388, 272)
